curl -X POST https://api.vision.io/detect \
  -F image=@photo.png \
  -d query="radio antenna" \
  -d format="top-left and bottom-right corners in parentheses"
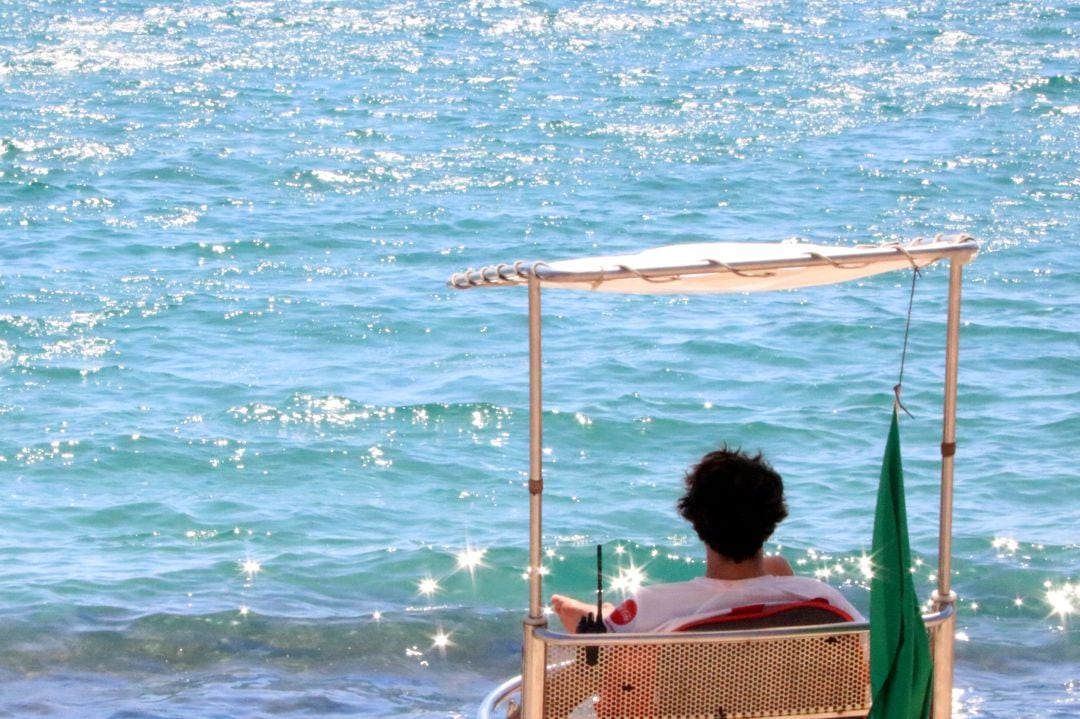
top-left (595, 544), bottom-right (603, 619)
top-left (576, 544), bottom-right (607, 665)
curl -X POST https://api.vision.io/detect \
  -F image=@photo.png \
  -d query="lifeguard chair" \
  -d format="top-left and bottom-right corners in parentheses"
top-left (449, 236), bottom-right (977, 719)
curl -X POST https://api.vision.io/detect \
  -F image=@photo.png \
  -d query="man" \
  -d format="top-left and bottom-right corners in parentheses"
top-left (551, 446), bottom-right (862, 632)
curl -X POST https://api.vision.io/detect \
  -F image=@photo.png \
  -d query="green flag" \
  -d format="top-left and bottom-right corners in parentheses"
top-left (870, 408), bottom-right (934, 719)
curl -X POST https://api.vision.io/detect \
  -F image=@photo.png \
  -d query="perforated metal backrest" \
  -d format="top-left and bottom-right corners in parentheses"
top-left (541, 626), bottom-right (870, 719)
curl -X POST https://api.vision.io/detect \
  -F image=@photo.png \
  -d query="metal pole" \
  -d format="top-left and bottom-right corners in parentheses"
top-left (521, 273), bottom-right (547, 719)
top-left (932, 258), bottom-right (964, 719)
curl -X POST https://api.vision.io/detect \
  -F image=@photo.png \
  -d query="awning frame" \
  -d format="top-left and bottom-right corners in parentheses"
top-left (448, 235), bottom-right (977, 292)
top-left (450, 235), bottom-right (978, 719)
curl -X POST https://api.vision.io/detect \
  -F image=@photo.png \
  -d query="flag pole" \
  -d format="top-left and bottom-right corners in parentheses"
top-left (931, 256), bottom-right (964, 719)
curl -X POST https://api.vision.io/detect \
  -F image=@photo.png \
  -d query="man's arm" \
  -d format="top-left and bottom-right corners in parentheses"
top-left (551, 594), bottom-right (615, 632)
top-left (764, 554), bottom-right (794, 576)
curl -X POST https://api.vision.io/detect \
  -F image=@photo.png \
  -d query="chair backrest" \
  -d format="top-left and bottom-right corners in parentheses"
top-left (540, 603), bottom-right (870, 719)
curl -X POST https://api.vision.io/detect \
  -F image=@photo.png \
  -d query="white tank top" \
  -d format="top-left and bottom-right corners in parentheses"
top-left (604, 575), bottom-right (864, 633)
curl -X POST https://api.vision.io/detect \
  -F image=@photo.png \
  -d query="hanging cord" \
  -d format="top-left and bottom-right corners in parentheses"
top-left (894, 267), bottom-right (921, 418)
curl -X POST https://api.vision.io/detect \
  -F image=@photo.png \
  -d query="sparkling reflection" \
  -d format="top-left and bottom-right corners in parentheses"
top-left (417, 576), bottom-right (440, 598)
top-left (239, 558), bottom-right (262, 577)
top-left (611, 561), bottom-right (647, 596)
top-left (431, 626), bottom-right (453, 654)
top-left (856, 552), bottom-right (874, 580)
top-left (454, 545), bottom-right (487, 580)
top-left (1045, 581), bottom-right (1077, 621)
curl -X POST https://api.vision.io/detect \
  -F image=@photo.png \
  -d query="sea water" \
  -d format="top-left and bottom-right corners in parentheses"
top-left (0, 1), bottom-right (1077, 716)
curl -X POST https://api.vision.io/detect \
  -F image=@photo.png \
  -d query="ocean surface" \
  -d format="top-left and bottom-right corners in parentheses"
top-left (1, 0), bottom-right (1077, 716)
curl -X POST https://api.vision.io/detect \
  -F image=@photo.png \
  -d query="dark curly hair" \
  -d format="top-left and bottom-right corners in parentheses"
top-left (676, 447), bottom-right (789, 563)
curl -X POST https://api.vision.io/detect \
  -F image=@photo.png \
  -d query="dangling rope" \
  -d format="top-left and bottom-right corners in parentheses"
top-left (893, 267), bottom-right (920, 419)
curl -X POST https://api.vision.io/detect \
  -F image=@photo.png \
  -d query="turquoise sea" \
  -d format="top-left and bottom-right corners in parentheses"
top-left (1, 1), bottom-right (1077, 716)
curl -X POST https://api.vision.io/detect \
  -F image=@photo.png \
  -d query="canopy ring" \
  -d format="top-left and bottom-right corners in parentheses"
top-left (703, 259), bottom-right (777, 278)
top-left (881, 238), bottom-right (926, 274)
top-left (589, 267), bottom-right (606, 291)
top-left (461, 268), bottom-right (482, 287)
top-left (804, 251), bottom-right (875, 270)
top-left (614, 264), bottom-right (682, 284)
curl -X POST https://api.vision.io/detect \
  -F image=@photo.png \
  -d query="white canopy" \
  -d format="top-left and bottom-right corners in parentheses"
top-left (449, 235), bottom-right (978, 294)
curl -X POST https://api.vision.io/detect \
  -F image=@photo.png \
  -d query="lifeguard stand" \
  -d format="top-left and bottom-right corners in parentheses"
top-left (450, 236), bottom-right (978, 719)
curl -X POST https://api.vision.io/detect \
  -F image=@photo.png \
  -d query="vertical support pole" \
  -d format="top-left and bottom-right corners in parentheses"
top-left (527, 274), bottom-right (544, 622)
top-left (521, 273), bottom-right (547, 719)
top-left (932, 258), bottom-right (964, 719)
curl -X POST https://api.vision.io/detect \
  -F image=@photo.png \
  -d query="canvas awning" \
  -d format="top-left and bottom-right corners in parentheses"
top-left (448, 235), bottom-right (978, 294)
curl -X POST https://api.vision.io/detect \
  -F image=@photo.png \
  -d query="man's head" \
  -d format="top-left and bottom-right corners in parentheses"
top-left (676, 447), bottom-right (788, 563)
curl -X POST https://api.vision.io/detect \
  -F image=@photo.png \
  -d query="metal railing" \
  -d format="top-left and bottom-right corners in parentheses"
top-left (479, 605), bottom-right (954, 719)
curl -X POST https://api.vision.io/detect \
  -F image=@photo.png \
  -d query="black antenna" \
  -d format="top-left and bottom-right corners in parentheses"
top-left (595, 543), bottom-right (604, 620)
top-left (577, 544), bottom-right (607, 665)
